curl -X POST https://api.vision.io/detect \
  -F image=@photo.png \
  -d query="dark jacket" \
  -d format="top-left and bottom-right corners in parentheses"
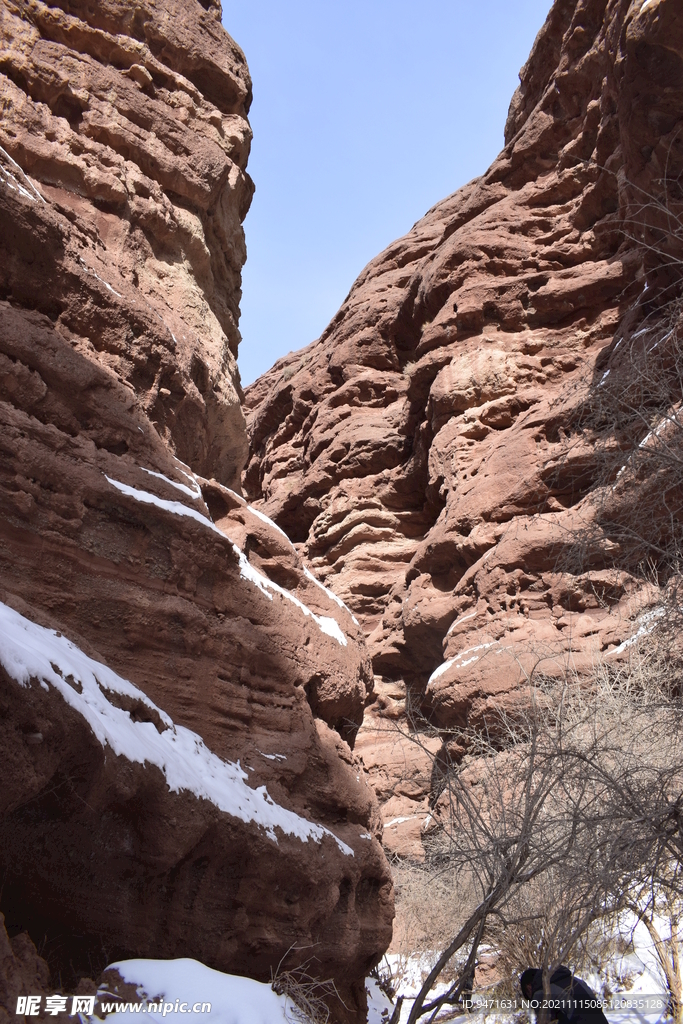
top-left (520, 966), bottom-right (609, 1024)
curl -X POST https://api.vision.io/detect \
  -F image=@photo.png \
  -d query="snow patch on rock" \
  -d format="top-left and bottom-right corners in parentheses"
top-left (140, 466), bottom-right (203, 501)
top-left (105, 477), bottom-right (348, 646)
top-left (0, 601), bottom-right (353, 855)
top-left (102, 958), bottom-right (292, 1024)
top-left (304, 566), bottom-right (360, 626)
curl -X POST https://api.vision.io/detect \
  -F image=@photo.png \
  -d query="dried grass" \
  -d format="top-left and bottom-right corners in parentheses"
top-left (270, 964), bottom-right (345, 1024)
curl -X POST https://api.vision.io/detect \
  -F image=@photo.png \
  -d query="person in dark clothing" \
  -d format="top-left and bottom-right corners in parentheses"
top-left (520, 966), bottom-right (609, 1024)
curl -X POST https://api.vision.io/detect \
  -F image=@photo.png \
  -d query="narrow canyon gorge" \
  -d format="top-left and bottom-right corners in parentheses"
top-left (0, 0), bottom-right (681, 1021)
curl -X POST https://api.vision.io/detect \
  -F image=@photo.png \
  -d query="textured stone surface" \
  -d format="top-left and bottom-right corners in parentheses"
top-left (244, 0), bottom-right (683, 853)
top-left (0, 0), bottom-right (253, 489)
top-left (0, 2), bottom-right (392, 1019)
top-left (0, 915), bottom-right (51, 1024)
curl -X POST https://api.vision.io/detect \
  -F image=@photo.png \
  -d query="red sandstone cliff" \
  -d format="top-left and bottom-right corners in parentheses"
top-left (244, 0), bottom-right (683, 858)
top-left (0, 2), bottom-right (392, 1020)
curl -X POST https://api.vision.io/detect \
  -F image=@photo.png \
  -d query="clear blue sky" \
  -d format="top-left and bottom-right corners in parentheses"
top-left (223, 1), bottom-right (553, 387)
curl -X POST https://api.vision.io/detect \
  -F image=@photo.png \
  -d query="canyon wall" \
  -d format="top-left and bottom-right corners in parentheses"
top-left (244, 0), bottom-right (683, 858)
top-left (0, 2), bottom-right (392, 1020)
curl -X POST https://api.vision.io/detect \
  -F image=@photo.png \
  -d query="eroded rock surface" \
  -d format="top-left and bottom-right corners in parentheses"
top-left (244, 0), bottom-right (683, 854)
top-left (0, 2), bottom-right (392, 1019)
top-left (0, 915), bottom-right (51, 1024)
top-left (1, 0), bottom-right (253, 488)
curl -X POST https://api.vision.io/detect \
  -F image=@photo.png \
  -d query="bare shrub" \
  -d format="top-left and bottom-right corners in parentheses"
top-left (390, 858), bottom-right (474, 961)
top-left (601, 861), bottom-right (683, 1024)
top-left (488, 867), bottom-right (622, 999)
top-left (396, 651), bottom-right (683, 1023)
top-left (271, 962), bottom-right (343, 1024)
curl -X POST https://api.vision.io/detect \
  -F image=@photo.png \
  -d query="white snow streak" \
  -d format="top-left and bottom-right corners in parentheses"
top-left (638, 417), bottom-right (670, 448)
top-left (447, 610), bottom-right (477, 635)
top-left (0, 165), bottom-right (40, 203)
top-left (220, 485), bottom-right (292, 542)
top-left (607, 607), bottom-right (665, 656)
top-left (104, 477), bottom-right (348, 646)
top-left (217, 489), bottom-right (358, 629)
top-left (140, 466), bottom-right (203, 501)
top-left (458, 655), bottom-right (479, 669)
top-left (105, 476), bottom-right (224, 536)
top-left (651, 328), bottom-right (674, 352)
top-left (429, 658), bottom-right (455, 683)
top-left (428, 642), bottom-right (497, 684)
top-left (640, 0), bottom-right (659, 13)
top-left (78, 258), bottom-right (123, 297)
top-left (223, 485), bottom-right (247, 506)
top-left (614, 418), bottom-right (670, 488)
top-left (0, 145), bottom-right (46, 203)
top-left (93, 271), bottom-right (122, 298)
top-left (303, 566), bottom-right (360, 625)
top-left (0, 601), bottom-right (353, 855)
top-left (248, 503), bottom-right (291, 541)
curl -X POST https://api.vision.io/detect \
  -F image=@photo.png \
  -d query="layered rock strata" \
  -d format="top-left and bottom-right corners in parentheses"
top-left (244, 0), bottom-right (683, 856)
top-left (0, 2), bottom-right (392, 1019)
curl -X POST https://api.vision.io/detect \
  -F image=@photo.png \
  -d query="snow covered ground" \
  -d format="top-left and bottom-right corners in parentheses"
top-left (83, 922), bottom-right (676, 1024)
top-left (93, 958), bottom-right (405, 1024)
top-left (78, 947), bottom-right (670, 1024)
top-left (93, 959), bottom-right (396, 1024)
top-left (376, 934), bottom-right (671, 1024)
top-left (366, 976), bottom-right (394, 1023)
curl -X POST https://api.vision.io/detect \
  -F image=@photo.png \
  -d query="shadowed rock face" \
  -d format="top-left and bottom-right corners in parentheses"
top-left (244, 0), bottom-right (683, 852)
top-left (0, 2), bottom-right (393, 1020)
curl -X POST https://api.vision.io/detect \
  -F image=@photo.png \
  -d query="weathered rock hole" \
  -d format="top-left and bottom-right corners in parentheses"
top-left (356, 876), bottom-right (383, 911)
top-left (337, 877), bottom-right (352, 912)
top-left (99, 688), bottom-right (168, 734)
top-left (190, 354), bottom-right (210, 394)
top-left (49, 93), bottom-right (85, 127)
top-left (101, 439), bottom-right (129, 456)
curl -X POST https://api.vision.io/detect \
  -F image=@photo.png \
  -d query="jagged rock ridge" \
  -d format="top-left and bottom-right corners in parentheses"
top-left (244, 0), bottom-right (683, 858)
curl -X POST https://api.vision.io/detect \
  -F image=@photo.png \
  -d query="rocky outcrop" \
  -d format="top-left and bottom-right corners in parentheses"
top-left (0, 915), bottom-right (51, 1024)
top-left (244, 0), bottom-right (683, 853)
top-left (0, 1), bottom-right (392, 1019)
top-left (1, 0), bottom-right (253, 488)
